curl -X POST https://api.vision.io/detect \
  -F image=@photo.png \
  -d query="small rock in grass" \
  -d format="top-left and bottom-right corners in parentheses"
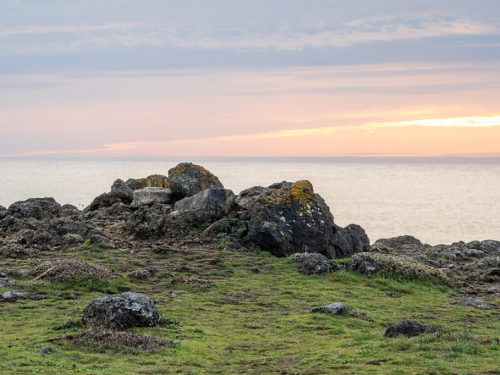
top-left (349, 253), bottom-right (382, 275)
top-left (384, 320), bottom-right (437, 338)
top-left (0, 278), bottom-right (15, 288)
top-left (1, 290), bottom-right (45, 302)
top-left (458, 297), bottom-right (497, 310)
top-left (312, 303), bottom-right (346, 315)
top-left (38, 347), bottom-right (53, 355)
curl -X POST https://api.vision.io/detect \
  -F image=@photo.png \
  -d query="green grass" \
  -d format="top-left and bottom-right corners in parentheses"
top-left (1, 244), bottom-right (500, 374)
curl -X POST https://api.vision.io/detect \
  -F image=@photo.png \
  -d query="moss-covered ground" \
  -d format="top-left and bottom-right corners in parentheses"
top-left (1, 241), bottom-right (500, 374)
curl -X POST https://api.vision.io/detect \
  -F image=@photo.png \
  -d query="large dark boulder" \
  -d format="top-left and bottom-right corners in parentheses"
top-left (168, 162), bottom-right (224, 200)
top-left (374, 235), bottom-right (424, 250)
top-left (330, 224), bottom-right (371, 258)
top-left (82, 292), bottom-right (159, 330)
top-left (86, 179), bottom-right (133, 212)
top-left (5, 198), bottom-right (62, 221)
top-left (384, 320), bottom-right (437, 337)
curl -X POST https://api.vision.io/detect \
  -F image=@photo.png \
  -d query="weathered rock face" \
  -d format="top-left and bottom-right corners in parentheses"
top-left (130, 188), bottom-right (172, 209)
top-left (174, 189), bottom-right (235, 220)
top-left (168, 163), bottom-right (224, 200)
top-left (82, 292), bottom-right (159, 330)
top-left (126, 174), bottom-right (169, 191)
top-left (247, 181), bottom-right (337, 257)
top-left (86, 179), bottom-right (133, 212)
top-left (330, 224), bottom-right (371, 258)
top-left (349, 253), bottom-right (382, 275)
top-left (384, 320), bottom-right (437, 338)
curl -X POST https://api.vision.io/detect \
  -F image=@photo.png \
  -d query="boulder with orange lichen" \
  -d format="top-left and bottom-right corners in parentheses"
top-left (168, 162), bottom-right (224, 200)
top-left (247, 180), bottom-right (369, 258)
top-left (126, 174), bottom-right (169, 191)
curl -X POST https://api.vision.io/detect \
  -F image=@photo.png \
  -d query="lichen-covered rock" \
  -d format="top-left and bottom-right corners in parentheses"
top-left (247, 180), bottom-right (337, 257)
top-left (457, 297), bottom-right (497, 310)
top-left (126, 174), bottom-right (169, 191)
top-left (330, 224), bottom-right (370, 258)
top-left (349, 253), bottom-right (382, 275)
top-left (86, 179), bottom-right (133, 212)
top-left (82, 292), bottom-right (159, 330)
top-left (168, 163), bottom-right (223, 200)
top-left (131, 187), bottom-right (172, 209)
top-left (1, 290), bottom-right (45, 302)
top-left (384, 320), bottom-right (437, 337)
top-left (174, 189), bottom-right (235, 220)
top-left (312, 302), bottom-right (346, 315)
top-left (290, 252), bottom-right (336, 275)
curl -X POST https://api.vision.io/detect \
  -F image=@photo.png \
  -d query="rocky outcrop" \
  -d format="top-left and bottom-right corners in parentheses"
top-left (82, 292), bottom-right (159, 330)
top-left (1, 290), bottom-right (45, 302)
top-left (126, 174), bottom-right (169, 191)
top-left (130, 187), bottom-right (172, 209)
top-left (168, 163), bottom-right (223, 200)
top-left (246, 180), bottom-right (369, 258)
top-left (290, 252), bottom-right (336, 275)
top-left (86, 179), bottom-right (133, 212)
top-left (457, 297), bottom-right (497, 310)
top-left (349, 253), bottom-right (382, 275)
top-left (384, 320), bottom-right (437, 337)
top-left (312, 303), bottom-right (346, 315)
top-left (174, 189), bottom-right (235, 220)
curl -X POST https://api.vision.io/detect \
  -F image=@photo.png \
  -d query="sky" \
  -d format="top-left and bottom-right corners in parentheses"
top-left (1, 0), bottom-right (500, 158)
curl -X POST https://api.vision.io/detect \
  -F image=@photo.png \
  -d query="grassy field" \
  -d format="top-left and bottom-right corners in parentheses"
top-left (1, 240), bottom-right (500, 374)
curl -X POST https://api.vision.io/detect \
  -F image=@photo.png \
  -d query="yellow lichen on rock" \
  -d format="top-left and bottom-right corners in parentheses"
top-left (291, 180), bottom-right (314, 206)
top-left (135, 174), bottom-right (169, 189)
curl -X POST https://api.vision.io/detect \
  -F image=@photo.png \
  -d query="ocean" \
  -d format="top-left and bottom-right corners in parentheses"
top-left (1, 157), bottom-right (499, 245)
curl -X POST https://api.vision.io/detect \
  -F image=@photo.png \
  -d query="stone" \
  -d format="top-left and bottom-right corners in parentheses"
top-left (126, 174), bottom-right (169, 191)
top-left (168, 162), bottom-right (224, 200)
top-left (82, 292), bottom-right (160, 330)
top-left (374, 235), bottom-right (423, 250)
top-left (457, 297), bottom-right (497, 310)
top-left (0, 270), bottom-right (7, 278)
top-left (349, 253), bottom-right (383, 275)
top-left (1, 290), bottom-right (45, 302)
top-left (479, 240), bottom-right (500, 253)
top-left (290, 252), bottom-right (336, 275)
top-left (312, 303), bottom-right (347, 315)
top-left (0, 278), bottom-right (14, 288)
top-left (174, 189), bottom-right (235, 220)
top-left (248, 180), bottom-right (337, 257)
top-left (89, 234), bottom-right (113, 245)
top-left (202, 218), bottom-right (235, 237)
top-left (329, 224), bottom-right (370, 258)
top-left (38, 347), bottom-right (53, 355)
top-left (384, 320), bottom-right (437, 337)
top-left (130, 187), bottom-right (172, 209)
top-left (86, 179), bottom-right (134, 211)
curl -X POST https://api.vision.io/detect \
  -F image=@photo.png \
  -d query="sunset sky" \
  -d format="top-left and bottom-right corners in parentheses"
top-left (1, 0), bottom-right (500, 158)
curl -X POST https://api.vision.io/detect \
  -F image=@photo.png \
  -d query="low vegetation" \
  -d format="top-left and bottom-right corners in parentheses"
top-left (1, 240), bottom-right (499, 374)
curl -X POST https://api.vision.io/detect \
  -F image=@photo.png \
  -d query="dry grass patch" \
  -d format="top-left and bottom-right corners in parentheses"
top-left (32, 258), bottom-right (116, 282)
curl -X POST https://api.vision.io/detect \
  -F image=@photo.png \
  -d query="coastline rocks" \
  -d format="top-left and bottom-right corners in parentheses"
top-left (330, 224), bottom-right (371, 258)
top-left (131, 187), bottom-right (172, 209)
top-left (248, 180), bottom-right (336, 257)
top-left (384, 320), bottom-right (437, 338)
top-left (349, 253), bottom-right (382, 275)
top-left (82, 292), bottom-right (160, 330)
top-left (1, 290), bottom-right (45, 302)
top-left (168, 163), bottom-right (224, 200)
top-left (86, 179), bottom-right (133, 212)
top-left (174, 189), bottom-right (235, 220)
top-left (457, 297), bottom-right (497, 310)
top-left (126, 174), bottom-right (169, 191)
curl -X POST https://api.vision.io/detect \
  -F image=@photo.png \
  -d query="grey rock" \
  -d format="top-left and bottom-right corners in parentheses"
top-left (168, 162), bottom-right (224, 200)
top-left (1, 290), bottom-right (45, 302)
top-left (479, 240), bottom-right (500, 253)
top-left (384, 320), bottom-right (437, 337)
top-left (202, 218), bottom-right (235, 237)
top-left (38, 347), bottom-right (53, 355)
top-left (17, 268), bottom-right (30, 276)
top-left (312, 302), bottom-right (346, 315)
top-left (131, 187), bottom-right (172, 209)
top-left (329, 224), bottom-right (370, 258)
top-left (457, 297), bottom-right (497, 310)
top-left (86, 179), bottom-right (134, 211)
top-left (82, 292), bottom-right (160, 330)
top-left (0, 270), bottom-right (8, 278)
top-left (290, 253), bottom-right (336, 275)
top-left (374, 235), bottom-right (423, 250)
top-left (0, 278), bottom-right (14, 288)
top-left (349, 253), bottom-right (383, 275)
top-left (89, 234), bottom-right (112, 245)
top-left (174, 189), bottom-right (235, 220)
top-left (248, 180), bottom-right (337, 257)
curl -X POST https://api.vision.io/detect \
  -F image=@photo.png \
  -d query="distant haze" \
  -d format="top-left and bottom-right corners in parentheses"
top-left (1, 1), bottom-right (499, 158)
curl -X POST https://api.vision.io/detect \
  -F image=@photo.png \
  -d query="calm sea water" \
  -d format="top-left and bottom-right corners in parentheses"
top-left (1, 158), bottom-right (499, 245)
